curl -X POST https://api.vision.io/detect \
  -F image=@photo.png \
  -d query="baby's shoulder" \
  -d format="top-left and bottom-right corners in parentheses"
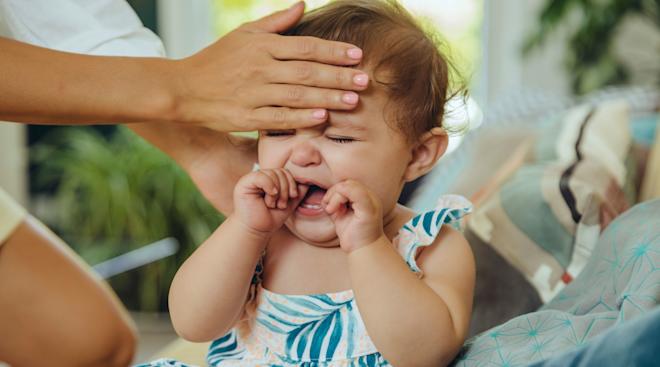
top-left (395, 195), bottom-right (473, 274)
top-left (416, 225), bottom-right (473, 273)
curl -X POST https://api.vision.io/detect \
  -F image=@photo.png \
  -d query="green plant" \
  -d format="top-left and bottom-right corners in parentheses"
top-left (31, 127), bottom-right (223, 311)
top-left (524, 0), bottom-right (660, 94)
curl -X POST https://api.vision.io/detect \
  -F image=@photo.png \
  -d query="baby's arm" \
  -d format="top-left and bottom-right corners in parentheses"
top-left (169, 168), bottom-right (307, 342)
top-left (168, 215), bottom-right (269, 342)
top-left (349, 227), bottom-right (475, 367)
top-left (323, 181), bottom-right (475, 366)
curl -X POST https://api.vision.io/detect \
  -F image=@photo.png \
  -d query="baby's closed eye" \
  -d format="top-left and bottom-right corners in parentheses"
top-left (325, 135), bottom-right (356, 144)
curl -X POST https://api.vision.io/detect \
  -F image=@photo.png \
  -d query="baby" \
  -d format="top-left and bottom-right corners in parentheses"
top-left (143, 1), bottom-right (475, 366)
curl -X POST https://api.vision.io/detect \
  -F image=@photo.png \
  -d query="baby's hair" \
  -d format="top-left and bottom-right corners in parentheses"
top-left (284, 0), bottom-right (467, 143)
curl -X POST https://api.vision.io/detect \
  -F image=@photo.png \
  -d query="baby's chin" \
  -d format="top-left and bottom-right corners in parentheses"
top-left (284, 218), bottom-right (340, 248)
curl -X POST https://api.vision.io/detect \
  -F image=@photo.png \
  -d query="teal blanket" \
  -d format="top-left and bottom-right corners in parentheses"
top-left (453, 199), bottom-right (660, 366)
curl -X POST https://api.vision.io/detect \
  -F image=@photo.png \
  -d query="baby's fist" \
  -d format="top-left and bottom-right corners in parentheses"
top-left (233, 168), bottom-right (308, 235)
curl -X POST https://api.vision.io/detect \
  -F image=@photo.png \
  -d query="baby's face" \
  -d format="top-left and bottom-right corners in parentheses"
top-left (258, 86), bottom-right (413, 247)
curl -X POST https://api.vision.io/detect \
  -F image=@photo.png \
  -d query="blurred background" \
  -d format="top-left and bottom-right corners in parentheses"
top-left (0, 0), bottom-right (658, 362)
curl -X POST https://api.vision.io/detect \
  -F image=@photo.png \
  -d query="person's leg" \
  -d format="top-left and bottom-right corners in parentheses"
top-left (0, 215), bottom-right (136, 367)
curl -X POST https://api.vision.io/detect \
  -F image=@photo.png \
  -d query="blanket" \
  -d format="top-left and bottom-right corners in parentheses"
top-left (452, 199), bottom-right (660, 366)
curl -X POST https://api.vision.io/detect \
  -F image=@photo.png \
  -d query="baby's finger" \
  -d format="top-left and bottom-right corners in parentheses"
top-left (321, 185), bottom-right (336, 207)
top-left (272, 169), bottom-right (290, 209)
top-left (252, 171), bottom-right (279, 196)
top-left (258, 170), bottom-right (280, 208)
top-left (282, 169), bottom-right (299, 198)
top-left (325, 192), bottom-right (349, 215)
top-left (264, 193), bottom-right (277, 209)
top-left (297, 184), bottom-right (310, 202)
top-left (330, 181), bottom-right (374, 214)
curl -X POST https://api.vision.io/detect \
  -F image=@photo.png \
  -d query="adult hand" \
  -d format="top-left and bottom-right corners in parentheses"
top-left (171, 1), bottom-right (369, 131)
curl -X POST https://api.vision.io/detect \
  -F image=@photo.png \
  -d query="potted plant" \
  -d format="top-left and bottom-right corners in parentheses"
top-left (31, 127), bottom-right (223, 312)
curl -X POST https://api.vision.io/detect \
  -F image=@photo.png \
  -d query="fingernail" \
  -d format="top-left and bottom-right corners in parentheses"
top-left (312, 109), bottom-right (327, 119)
top-left (289, 1), bottom-right (303, 10)
top-left (347, 48), bottom-right (362, 59)
top-left (342, 92), bottom-right (359, 104)
top-left (353, 74), bottom-right (369, 87)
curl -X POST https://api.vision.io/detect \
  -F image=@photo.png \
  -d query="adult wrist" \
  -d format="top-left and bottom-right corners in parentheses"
top-left (132, 57), bottom-right (183, 124)
top-left (161, 57), bottom-right (216, 127)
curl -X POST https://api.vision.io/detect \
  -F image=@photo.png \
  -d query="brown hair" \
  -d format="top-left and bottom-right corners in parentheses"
top-left (284, 0), bottom-right (465, 143)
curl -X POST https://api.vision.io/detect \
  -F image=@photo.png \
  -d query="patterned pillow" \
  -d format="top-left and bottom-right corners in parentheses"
top-left (535, 100), bottom-right (639, 204)
top-left (533, 100), bottom-right (631, 184)
top-left (469, 101), bottom-right (632, 302)
top-left (453, 198), bottom-right (660, 367)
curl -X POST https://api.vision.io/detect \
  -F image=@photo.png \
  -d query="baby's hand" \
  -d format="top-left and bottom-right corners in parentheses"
top-left (233, 168), bottom-right (308, 236)
top-left (322, 180), bottom-right (385, 252)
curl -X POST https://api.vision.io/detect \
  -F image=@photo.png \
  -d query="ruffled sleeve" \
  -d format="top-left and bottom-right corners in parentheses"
top-left (395, 195), bottom-right (472, 275)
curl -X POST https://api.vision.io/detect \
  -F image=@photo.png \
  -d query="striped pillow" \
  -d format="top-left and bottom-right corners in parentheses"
top-left (469, 101), bottom-right (631, 302)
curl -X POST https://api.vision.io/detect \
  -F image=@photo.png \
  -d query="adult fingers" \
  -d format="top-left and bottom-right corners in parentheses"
top-left (266, 35), bottom-right (363, 65)
top-left (254, 84), bottom-right (360, 110)
top-left (267, 60), bottom-right (369, 91)
top-left (247, 107), bottom-right (329, 131)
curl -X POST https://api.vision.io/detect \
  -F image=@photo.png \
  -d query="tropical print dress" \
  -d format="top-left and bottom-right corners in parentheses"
top-left (138, 195), bottom-right (472, 367)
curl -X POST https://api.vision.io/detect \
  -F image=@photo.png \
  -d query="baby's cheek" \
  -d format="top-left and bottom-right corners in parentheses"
top-left (257, 148), bottom-right (285, 169)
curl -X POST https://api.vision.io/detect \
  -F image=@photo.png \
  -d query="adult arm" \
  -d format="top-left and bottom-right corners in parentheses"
top-left (0, 37), bottom-right (177, 125)
top-left (0, 1), bottom-right (368, 130)
top-left (129, 123), bottom-right (257, 216)
top-left (0, 215), bottom-right (137, 366)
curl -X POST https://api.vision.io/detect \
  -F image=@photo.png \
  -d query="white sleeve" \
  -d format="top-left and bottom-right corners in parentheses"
top-left (0, 0), bottom-right (165, 57)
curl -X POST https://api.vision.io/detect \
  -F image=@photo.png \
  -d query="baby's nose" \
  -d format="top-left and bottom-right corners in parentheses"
top-left (289, 141), bottom-right (321, 167)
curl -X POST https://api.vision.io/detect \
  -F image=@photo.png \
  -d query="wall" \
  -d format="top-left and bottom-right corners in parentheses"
top-left (483, 0), bottom-right (572, 108)
top-left (157, 0), bottom-right (214, 58)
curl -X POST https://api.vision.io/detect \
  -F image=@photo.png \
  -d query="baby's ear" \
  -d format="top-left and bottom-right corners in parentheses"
top-left (403, 127), bottom-right (448, 182)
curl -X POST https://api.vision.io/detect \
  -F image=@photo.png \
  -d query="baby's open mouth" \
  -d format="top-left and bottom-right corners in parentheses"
top-left (297, 184), bottom-right (327, 216)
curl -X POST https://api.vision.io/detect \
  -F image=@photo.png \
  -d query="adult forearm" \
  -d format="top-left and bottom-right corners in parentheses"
top-left (348, 238), bottom-right (462, 367)
top-left (168, 216), bottom-right (269, 342)
top-left (128, 123), bottom-right (256, 215)
top-left (0, 37), bottom-right (177, 125)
